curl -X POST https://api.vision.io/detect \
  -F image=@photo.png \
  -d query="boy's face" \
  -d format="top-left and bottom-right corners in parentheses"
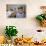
top-left (18, 9), bottom-right (23, 13)
top-left (41, 8), bottom-right (46, 14)
top-left (40, 6), bottom-right (46, 14)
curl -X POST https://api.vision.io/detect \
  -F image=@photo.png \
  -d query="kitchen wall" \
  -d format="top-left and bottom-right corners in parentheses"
top-left (0, 0), bottom-right (46, 37)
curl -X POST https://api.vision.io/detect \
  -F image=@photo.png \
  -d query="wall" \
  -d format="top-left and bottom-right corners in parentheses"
top-left (0, 0), bottom-right (46, 38)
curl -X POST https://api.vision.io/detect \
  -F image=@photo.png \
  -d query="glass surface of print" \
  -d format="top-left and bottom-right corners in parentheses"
top-left (6, 4), bottom-right (26, 18)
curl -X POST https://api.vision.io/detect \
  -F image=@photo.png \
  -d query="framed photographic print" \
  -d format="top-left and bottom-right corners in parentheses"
top-left (6, 4), bottom-right (26, 18)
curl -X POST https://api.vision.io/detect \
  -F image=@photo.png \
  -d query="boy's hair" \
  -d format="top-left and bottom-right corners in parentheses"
top-left (40, 6), bottom-right (46, 9)
top-left (18, 7), bottom-right (23, 10)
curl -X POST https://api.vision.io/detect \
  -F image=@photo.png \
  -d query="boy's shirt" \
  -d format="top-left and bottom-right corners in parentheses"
top-left (16, 12), bottom-right (25, 18)
top-left (32, 30), bottom-right (46, 43)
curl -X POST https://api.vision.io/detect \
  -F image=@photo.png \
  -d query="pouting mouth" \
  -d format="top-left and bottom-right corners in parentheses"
top-left (36, 30), bottom-right (42, 32)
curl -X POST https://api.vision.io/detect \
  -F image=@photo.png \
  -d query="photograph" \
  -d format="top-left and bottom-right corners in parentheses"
top-left (6, 4), bottom-right (26, 18)
top-left (0, 0), bottom-right (46, 46)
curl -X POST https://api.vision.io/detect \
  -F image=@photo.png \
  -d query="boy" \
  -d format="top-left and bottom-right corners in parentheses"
top-left (16, 7), bottom-right (25, 18)
top-left (34, 6), bottom-right (46, 43)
